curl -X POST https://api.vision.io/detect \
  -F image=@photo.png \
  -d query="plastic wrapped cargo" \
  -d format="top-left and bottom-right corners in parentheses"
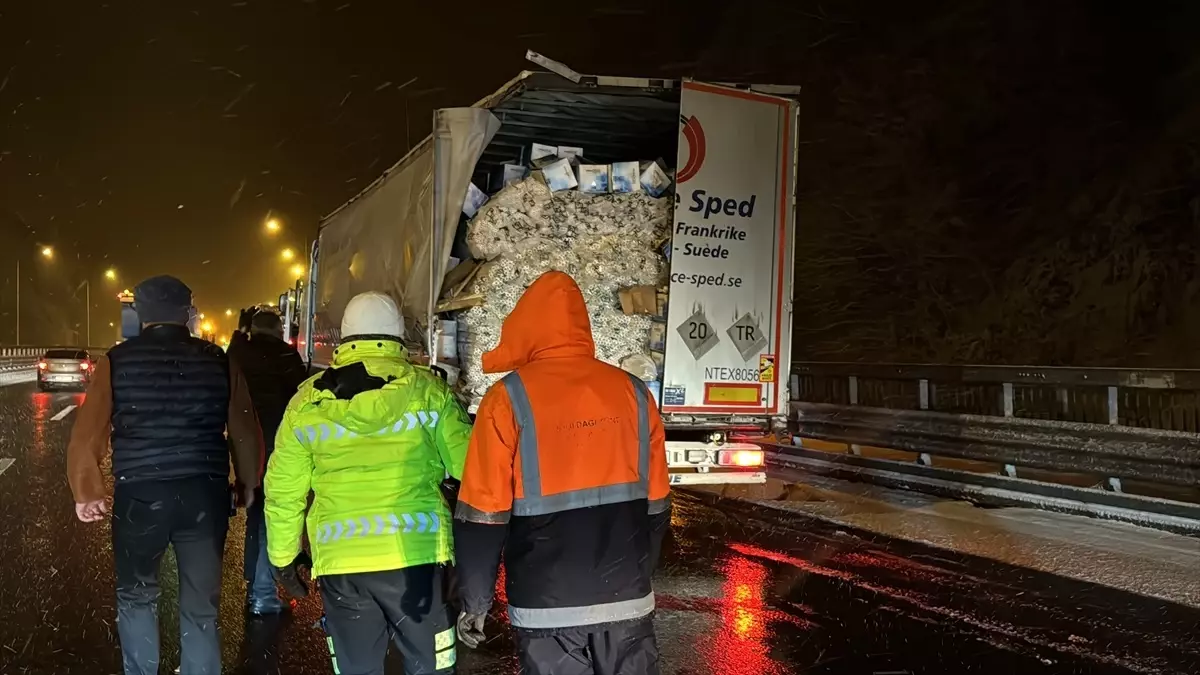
top-left (458, 176), bottom-right (672, 400)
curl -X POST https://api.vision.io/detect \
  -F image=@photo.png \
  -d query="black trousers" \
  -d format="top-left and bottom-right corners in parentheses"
top-left (112, 476), bottom-right (230, 675)
top-left (516, 617), bottom-right (660, 675)
top-left (320, 564), bottom-right (457, 675)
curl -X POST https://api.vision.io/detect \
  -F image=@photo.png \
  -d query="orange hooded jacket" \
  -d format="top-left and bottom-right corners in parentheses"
top-left (457, 270), bottom-right (670, 522)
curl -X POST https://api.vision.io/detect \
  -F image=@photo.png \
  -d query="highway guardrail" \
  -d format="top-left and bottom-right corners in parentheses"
top-left (790, 401), bottom-right (1199, 488)
top-left (788, 361), bottom-right (1200, 497)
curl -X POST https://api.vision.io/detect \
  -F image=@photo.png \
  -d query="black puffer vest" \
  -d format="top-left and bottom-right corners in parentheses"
top-left (108, 324), bottom-right (231, 484)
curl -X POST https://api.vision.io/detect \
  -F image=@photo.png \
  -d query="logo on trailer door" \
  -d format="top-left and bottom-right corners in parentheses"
top-left (677, 115), bottom-right (706, 183)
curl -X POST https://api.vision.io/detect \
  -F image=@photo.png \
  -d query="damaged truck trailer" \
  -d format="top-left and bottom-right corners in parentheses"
top-left (301, 52), bottom-right (799, 485)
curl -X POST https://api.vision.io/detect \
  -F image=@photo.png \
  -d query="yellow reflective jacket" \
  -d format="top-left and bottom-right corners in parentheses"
top-left (264, 339), bottom-right (471, 577)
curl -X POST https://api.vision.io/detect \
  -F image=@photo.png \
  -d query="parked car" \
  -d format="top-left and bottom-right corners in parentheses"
top-left (37, 349), bottom-right (93, 392)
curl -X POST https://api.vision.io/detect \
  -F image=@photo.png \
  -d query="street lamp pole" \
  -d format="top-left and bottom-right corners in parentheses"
top-left (85, 280), bottom-right (91, 347)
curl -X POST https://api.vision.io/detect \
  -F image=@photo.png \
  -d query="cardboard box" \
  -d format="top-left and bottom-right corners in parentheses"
top-left (530, 143), bottom-right (558, 167)
top-left (648, 321), bottom-right (666, 351)
top-left (462, 182), bottom-right (488, 217)
top-left (640, 160), bottom-right (671, 197)
top-left (436, 293), bottom-right (484, 313)
top-left (502, 164), bottom-right (528, 186)
top-left (557, 145), bottom-right (584, 159)
top-left (618, 285), bottom-right (658, 315)
top-left (542, 158), bottom-right (578, 192)
top-left (577, 164), bottom-right (610, 194)
top-left (612, 162), bottom-right (640, 193)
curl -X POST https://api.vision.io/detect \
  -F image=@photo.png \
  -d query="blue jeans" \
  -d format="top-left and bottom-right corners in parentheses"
top-left (247, 515), bottom-right (283, 614)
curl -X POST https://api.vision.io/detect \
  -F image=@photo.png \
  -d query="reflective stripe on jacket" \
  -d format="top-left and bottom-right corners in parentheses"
top-left (456, 370), bottom-right (669, 522)
top-left (454, 271), bottom-right (670, 630)
top-left (265, 338), bottom-right (472, 577)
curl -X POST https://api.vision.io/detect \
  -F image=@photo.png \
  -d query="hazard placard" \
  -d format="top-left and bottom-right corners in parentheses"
top-left (727, 312), bottom-right (769, 362)
top-left (677, 309), bottom-right (719, 360)
top-left (758, 354), bottom-right (776, 383)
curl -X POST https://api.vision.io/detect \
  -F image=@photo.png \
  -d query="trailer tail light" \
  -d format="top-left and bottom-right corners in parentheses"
top-left (37, 361), bottom-right (47, 370)
top-left (79, 361), bottom-right (91, 371)
top-left (718, 449), bottom-right (764, 467)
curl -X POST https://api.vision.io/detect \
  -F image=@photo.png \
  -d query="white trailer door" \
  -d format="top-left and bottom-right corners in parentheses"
top-left (661, 80), bottom-right (798, 417)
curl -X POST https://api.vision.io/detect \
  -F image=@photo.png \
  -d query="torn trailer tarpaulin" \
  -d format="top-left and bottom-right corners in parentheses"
top-left (311, 107), bottom-right (499, 357)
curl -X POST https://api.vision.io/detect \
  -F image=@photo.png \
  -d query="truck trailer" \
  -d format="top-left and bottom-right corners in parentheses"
top-left (301, 52), bottom-right (799, 485)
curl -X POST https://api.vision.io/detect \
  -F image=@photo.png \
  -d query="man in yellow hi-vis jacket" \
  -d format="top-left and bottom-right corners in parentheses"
top-left (265, 291), bottom-right (471, 675)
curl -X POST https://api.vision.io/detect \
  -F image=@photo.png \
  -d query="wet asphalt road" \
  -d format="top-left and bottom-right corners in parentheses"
top-left (0, 380), bottom-right (1198, 674)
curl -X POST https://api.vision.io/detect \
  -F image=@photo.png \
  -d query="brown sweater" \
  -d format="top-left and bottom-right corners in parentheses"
top-left (66, 354), bottom-right (264, 503)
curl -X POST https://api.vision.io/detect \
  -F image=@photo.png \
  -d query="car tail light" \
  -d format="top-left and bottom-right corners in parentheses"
top-left (37, 361), bottom-right (47, 370)
top-left (718, 449), bottom-right (764, 467)
top-left (79, 361), bottom-right (91, 371)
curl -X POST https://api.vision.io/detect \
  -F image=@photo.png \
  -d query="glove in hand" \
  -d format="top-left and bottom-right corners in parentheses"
top-left (456, 611), bottom-right (487, 649)
top-left (272, 551), bottom-right (313, 599)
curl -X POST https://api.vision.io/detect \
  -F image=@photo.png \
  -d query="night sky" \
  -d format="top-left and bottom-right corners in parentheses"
top-left (0, 0), bottom-right (763, 344)
top-left (1, 1), bottom-right (1195, 358)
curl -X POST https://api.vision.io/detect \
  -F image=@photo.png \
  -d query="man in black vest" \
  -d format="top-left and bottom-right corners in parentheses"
top-left (226, 307), bottom-right (307, 615)
top-left (67, 275), bottom-right (263, 675)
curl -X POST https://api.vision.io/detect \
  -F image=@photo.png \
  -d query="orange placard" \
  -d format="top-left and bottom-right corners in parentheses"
top-left (703, 382), bottom-right (762, 406)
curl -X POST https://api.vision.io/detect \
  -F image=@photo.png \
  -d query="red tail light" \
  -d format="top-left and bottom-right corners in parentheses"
top-left (718, 449), bottom-right (764, 467)
top-left (79, 361), bottom-right (91, 371)
top-left (37, 361), bottom-right (47, 370)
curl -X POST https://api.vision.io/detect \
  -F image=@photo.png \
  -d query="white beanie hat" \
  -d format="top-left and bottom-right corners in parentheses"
top-left (341, 291), bottom-right (404, 340)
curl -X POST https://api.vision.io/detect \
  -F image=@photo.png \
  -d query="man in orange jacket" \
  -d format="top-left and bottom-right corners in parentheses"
top-left (453, 271), bottom-right (671, 675)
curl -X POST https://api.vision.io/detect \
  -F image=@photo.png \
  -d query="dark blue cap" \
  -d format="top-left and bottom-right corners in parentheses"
top-left (133, 275), bottom-right (193, 325)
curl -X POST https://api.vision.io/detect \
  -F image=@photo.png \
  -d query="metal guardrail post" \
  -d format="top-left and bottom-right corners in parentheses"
top-left (1105, 385), bottom-right (1122, 492)
top-left (848, 376), bottom-right (861, 456)
top-left (917, 379), bottom-right (933, 465)
top-left (1001, 382), bottom-right (1018, 477)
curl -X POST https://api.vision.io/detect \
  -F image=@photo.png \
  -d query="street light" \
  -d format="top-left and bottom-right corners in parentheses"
top-left (104, 268), bottom-right (117, 281)
top-left (40, 246), bottom-right (53, 259)
top-left (290, 264), bottom-right (305, 279)
top-left (281, 248), bottom-right (295, 262)
top-left (225, 309), bottom-right (233, 317)
top-left (266, 218), bottom-right (282, 234)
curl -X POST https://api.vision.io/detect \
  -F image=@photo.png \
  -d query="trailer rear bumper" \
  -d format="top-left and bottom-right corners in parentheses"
top-left (668, 471), bottom-right (767, 485)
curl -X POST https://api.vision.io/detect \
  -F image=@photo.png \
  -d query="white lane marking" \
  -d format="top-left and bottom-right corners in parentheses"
top-left (50, 404), bottom-right (78, 422)
top-left (0, 458), bottom-right (13, 477)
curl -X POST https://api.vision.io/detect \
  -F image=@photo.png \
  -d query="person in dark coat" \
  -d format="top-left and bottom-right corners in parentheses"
top-left (227, 307), bottom-right (308, 614)
top-left (67, 276), bottom-right (263, 675)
